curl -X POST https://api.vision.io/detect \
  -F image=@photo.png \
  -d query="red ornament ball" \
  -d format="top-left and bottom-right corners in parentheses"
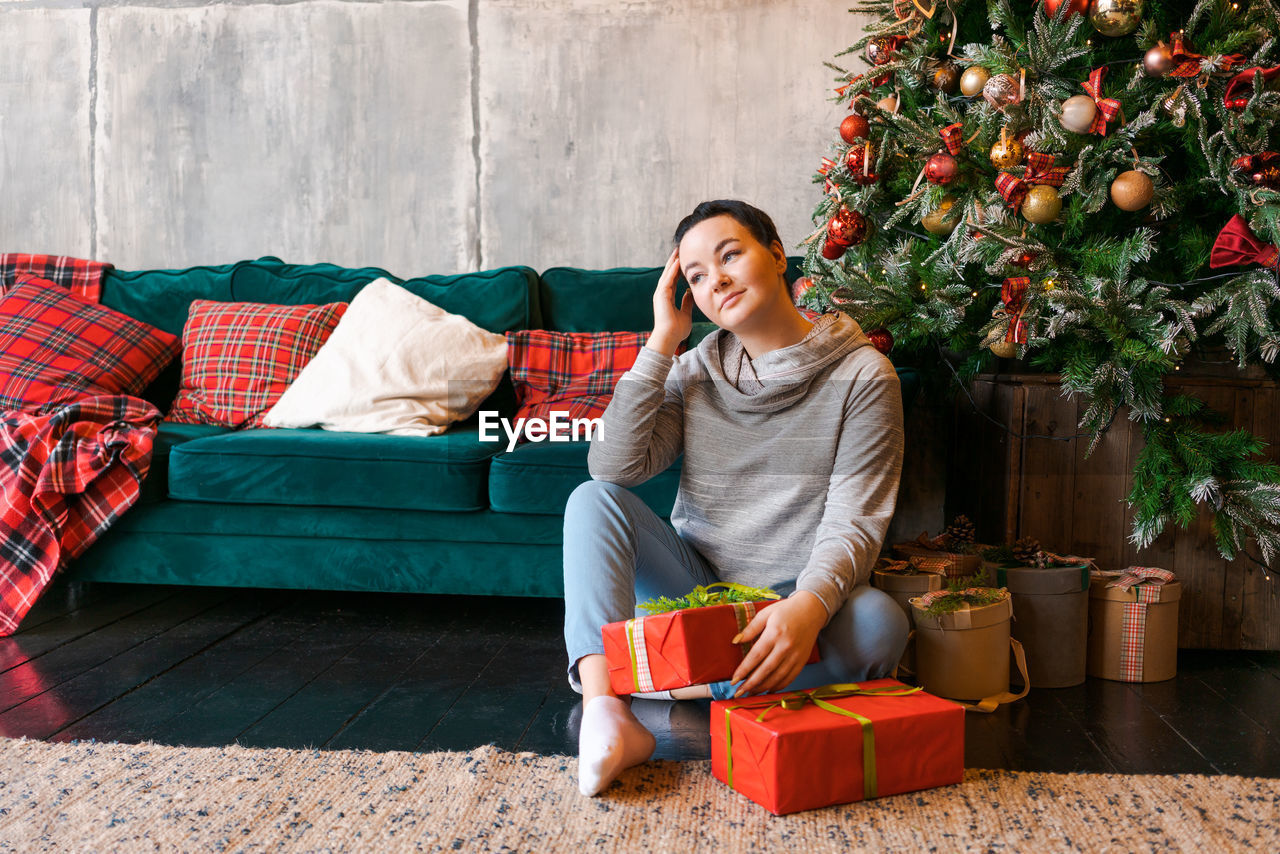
top-left (925, 152), bottom-right (959, 185)
top-left (845, 143), bottom-right (878, 185)
top-left (791, 276), bottom-right (815, 303)
top-left (866, 36), bottom-right (899, 66)
top-left (827, 207), bottom-right (869, 247)
top-left (840, 114), bottom-right (870, 144)
top-left (1044, 0), bottom-right (1090, 17)
top-left (821, 241), bottom-right (848, 260)
top-left (867, 328), bottom-right (894, 355)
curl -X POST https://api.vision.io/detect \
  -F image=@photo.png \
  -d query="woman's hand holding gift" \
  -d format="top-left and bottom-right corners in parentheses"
top-left (729, 591), bottom-right (827, 696)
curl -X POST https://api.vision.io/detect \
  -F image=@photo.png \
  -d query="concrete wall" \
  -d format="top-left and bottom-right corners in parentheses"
top-left (2, 0), bottom-right (870, 274)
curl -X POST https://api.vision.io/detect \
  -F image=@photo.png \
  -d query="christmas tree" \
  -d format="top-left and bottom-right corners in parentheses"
top-left (801, 0), bottom-right (1280, 564)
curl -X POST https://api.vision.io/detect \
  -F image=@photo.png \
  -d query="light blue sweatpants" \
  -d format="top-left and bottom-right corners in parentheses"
top-left (562, 480), bottom-right (909, 701)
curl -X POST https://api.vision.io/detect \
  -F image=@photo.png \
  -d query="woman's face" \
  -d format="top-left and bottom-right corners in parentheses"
top-left (677, 215), bottom-right (788, 331)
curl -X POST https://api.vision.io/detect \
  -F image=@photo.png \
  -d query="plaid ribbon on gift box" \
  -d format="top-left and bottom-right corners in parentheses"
top-left (1103, 567), bottom-right (1175, 682)
top-left (0, 254), bottom-right (112, 302)
top-left (624, 600), bottom-right (758, 693)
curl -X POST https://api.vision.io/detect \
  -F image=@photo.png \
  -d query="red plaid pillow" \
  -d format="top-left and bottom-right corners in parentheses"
top-left (506, 330), bottom-right (680, 426)
top-left (168, 299), bottom-right (347, 429)
top-left (0, 274), bottom-right (180, 412)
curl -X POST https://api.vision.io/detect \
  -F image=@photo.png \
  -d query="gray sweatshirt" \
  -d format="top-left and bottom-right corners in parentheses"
top-left (587, 312), bottom-right (904, 619)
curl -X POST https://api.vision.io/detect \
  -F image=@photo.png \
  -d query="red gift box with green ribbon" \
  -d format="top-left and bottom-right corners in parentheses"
top-left (711, 679), bottom-right (964, 815)
top-left (602, 584), bottom-right (819, 695)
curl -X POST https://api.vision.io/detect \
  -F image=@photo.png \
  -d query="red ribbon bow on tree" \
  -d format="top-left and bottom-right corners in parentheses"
top-left (1210, 215), bottom-right (1280, 269)
top-left (1224, 65), bottom-right (1280, 109)
top-left (1167, 32), bottom-right (1245, 80)
top-left (1023, 151), bottom-right (1071, 187)
top-left (940, 123), bottom-right (964, 156)
top-left (1002, 276), bottom-right (1030, 343)
top-left (995, 152), bottom-right (1070, 212)
top-left (1081, 67), bottom-right (1122, 135)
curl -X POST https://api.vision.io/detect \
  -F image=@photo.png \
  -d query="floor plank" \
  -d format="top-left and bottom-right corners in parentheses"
top-left (0, 587), bottom-right (227, 717)
top-left (0, 590), bottom-right (265, 739)
top-left (155, 600), bottom-right (390, 748)
top-left (1, 586), bottom-right (176, 675)
top-left (1053, 677), bottom-right (1217, 775)
top-left (52, 591), bottom-right (294, 744)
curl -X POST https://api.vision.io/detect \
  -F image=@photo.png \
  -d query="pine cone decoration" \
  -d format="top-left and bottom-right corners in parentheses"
top-left (1012, 536), bottom-right (1042, 565)
top-left (945, 515), bottom-right (976, 546)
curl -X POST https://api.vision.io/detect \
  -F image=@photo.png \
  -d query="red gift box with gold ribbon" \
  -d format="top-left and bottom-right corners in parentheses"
top-left (602, 598), bottom-right (818, 695)
top-left (711, 679), bottom-right (964, 815)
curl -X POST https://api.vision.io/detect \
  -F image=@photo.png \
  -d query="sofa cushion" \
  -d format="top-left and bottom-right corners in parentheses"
top-left (265, 278), bottom-right (508, 436)
top-left (506, 330), bottom-right (653, 426)
top-left (138, 422), bottom-right (231, 504)
top-left (538, 258), bottom-right (806, 332)
top-left (0, 275), bottom-right (181, 410)
top-left (167, 299), bottom-right (348, 428)
top-left (232, 259), bottom-right (541, 334)
top-left (167, 427), bottom-right (503, 512)
top-left (488, 440), bottom-right (680, 517)
top-left (99, 262), bottom-right (242, 336)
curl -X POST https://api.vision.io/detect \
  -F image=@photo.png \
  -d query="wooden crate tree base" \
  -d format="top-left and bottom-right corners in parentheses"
top-left (950, 373), bottom-right (1280, 651)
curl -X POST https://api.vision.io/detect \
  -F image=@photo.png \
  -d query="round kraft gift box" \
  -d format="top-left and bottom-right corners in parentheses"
top-left (911, 593), bottom-right (1013, 702)
top-left (892, 543), bottom-right (983, 580)
top-left (873, 569), bottom-right (944, 675)
top-left (997, 563), bottom-right (1090, 688)
top-left (872, 569), bottom-right (944, 623)
top-left (1087, 575), bottom-right (1182, 683)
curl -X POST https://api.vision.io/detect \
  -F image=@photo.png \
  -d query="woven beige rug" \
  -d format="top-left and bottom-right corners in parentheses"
top-left (1, 738), bottom-right (1277, 852)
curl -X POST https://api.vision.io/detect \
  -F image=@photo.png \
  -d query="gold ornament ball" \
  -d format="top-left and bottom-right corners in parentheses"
top-left (989, 340), bottom-right (1018, 359)
top-left (921, 196), bottom-right (961, 235)
top-left (877, 94), bottom-right (899, 113)
top-left (1089, 0), bottom-right (1143, 37)
top-left (983, 73), bottom-right (1022, 109)
top-left (989, 136), bottom-right (1026, 170)
top-left (960, 66), bottom-right (991, 97)
top-left (932, 64), bottom-right (961, 94)
top-left (1059, 95), bottom-right (1098, 134)
top-left (1022, 185), bottom-right (1062, 224)
top-left (1110, 170), bottom-right (1154, 211)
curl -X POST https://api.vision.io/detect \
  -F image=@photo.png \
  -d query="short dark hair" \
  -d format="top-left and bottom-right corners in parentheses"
top-left (673, 200), bottom-right (784, 252)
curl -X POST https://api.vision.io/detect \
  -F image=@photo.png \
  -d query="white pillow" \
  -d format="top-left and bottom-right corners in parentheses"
top-left (263, 277), bottom-right (508, 436)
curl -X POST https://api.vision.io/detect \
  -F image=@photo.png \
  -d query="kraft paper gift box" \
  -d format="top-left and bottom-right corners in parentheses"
top-left (1087, 567), bottom-right (1181, 683)
top-left (910, 589), bottom-right (1029, 711)
top-left (892, 534), bottom-right (988, 581)
top-left (872, 558), bottom-right (944, 674)
top-left (710, 679), bottom-right (965, 815)
top-left (995, 561), bottom-right (1092, 688)
top-left (602, 598), bottom-right (819, 695)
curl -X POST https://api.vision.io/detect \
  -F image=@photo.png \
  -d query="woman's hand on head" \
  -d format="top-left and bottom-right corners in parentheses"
top-left (728, 592), bottom-right (828, 697)
top-left (646, 248), bottom-right (693, 357)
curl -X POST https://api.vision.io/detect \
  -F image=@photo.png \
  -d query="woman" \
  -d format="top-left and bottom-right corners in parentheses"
top-left (563, 200), bottom-right (908, 796)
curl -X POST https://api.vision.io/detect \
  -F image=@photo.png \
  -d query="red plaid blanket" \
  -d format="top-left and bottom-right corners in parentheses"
top-left (0, 394), bottom-right (159, 635)
top-left (0, 253), bottom-right (112, 302)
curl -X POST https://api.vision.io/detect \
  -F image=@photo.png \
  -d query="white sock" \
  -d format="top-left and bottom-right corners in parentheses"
top-left (577, 695), bottom-right (656, 797)
top-left (629, 689), bottom-right (674, 701)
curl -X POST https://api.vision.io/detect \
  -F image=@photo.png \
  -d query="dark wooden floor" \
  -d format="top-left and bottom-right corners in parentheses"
top-left (3, 579), bottom-right (1279, 776)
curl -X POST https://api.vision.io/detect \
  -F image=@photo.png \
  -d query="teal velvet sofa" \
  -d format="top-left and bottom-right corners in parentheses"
top-left (66, 257), bottom-right (918, 598)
